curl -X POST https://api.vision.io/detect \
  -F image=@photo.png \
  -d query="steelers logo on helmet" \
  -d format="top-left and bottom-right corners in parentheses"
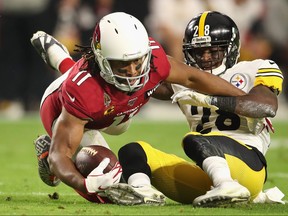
top-left (230, 73), bottom-right (247, 89)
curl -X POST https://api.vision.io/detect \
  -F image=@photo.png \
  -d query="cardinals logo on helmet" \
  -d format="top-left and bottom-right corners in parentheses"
top-left (93, 23), bottom-right (101, 50)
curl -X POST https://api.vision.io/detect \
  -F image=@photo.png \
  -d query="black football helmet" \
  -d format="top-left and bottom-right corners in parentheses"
top-left (183, 11), bottom-right (240, 75)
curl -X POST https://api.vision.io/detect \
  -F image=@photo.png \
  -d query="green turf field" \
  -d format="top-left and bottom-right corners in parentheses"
top-left (0, 116), bottom-right (287, 215)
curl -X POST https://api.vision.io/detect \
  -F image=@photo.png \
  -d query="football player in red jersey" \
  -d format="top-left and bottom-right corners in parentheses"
top-left (31, 12), bottom-right (246, 204)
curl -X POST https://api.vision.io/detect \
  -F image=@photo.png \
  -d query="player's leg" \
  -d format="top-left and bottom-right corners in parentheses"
top-left (104, 141), bottom-right (166, 205)
top-left (79, 130), bottom-right (110, 148)
top-left (30, 31), bottom-right (74, 73)
top-left (101, 119), bottom-right (132, 135)
top-left (105, 141), bottom-right (212, 205)
top-left (182, 131), bottom-right (265, 206)
top-left (138, 141), bottom-right (212, 204)
top-left (34, 91), bottom-right (61, 186)
top-left (34, 134), bottom-right (61, 186)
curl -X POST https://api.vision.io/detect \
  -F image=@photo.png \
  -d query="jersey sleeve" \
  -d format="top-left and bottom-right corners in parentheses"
top-left (149, 37), bottom-right (171, 81)
top-left (61, 84), bottom-right (93, 120)
top-left (254, 60), bottom-right (284, 95)
top-left (59, 58), bottom-right (76, 74)
top-left (61, 70), bottom-right (96, 120)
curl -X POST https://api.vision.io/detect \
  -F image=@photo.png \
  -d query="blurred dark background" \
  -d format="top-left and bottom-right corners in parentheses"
top-left (0, 0), bottom-right (287, 120)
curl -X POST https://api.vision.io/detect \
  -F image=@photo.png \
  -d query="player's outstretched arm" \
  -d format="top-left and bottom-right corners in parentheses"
top-left (166, 56), bottom-right (245, 97)
top-left (172, 84), bottom-right (278, 118)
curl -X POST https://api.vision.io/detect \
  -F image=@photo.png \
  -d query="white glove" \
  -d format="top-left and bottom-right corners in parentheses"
top-left (84, 158), bottom-right (122, 193)
top-left (246, 117), bottom-right (274, 135)
top-left (171, 89), bottom-right (218, 110)
top-left (246, 117), bottom-right (265, 135)
top-left (253, 187), bottom-right (285, 204)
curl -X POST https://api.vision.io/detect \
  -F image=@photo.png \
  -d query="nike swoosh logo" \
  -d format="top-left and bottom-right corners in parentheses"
top-left (66, 91), bottom-right (75, 102)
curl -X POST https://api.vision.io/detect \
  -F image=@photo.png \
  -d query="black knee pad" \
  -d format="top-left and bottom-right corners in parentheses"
top-left (118, 142), bottom-right (151, 181)
top-left (182, 134), bottom-right (224, 167)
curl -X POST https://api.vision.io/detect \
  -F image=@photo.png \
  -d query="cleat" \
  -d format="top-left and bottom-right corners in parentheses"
top-left (105, 183), bottom-right (166, 206)
top-left (30, 31), bottom-right (69, 70)
top-left (193, 181), bottom-right (250, 207)
top-left (34, 135), bottom-right (61, 187)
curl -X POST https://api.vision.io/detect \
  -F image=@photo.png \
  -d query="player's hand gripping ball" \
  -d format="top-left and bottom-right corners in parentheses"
top-left (75, 145), bottom-right (119, 177)
top-left (74, 145), bottom-right (121, 203)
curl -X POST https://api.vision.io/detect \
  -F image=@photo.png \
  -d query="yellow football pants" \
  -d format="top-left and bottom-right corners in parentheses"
top-left (137, 137), bottom-right (266, 204)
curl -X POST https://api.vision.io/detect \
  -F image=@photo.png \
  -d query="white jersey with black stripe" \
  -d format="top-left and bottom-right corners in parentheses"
top-left (172, 59), bottom-right (283, 155)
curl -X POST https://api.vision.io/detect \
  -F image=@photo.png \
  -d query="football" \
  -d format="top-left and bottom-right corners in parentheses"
top-left (75, 145), bottom-right (118, 178)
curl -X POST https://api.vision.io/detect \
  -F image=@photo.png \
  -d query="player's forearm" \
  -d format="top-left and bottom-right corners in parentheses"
top-left (49, 153), bottom-right (87, 193)
top-left (211, 96), bottom-right (277, 118)
top-left (211, 85), bottom-right (278, 118)
top-left (191, 71), bottom-right (245, 97)
top-left (167, 56), bottom-right (246, 97)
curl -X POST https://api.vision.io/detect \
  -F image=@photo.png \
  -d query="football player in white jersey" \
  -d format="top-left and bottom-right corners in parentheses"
top-left (104, 11), bottom-right (284, 207)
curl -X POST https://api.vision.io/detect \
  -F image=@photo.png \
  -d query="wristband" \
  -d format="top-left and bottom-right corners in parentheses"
top-left (211, 96), bottom-right (236, 113)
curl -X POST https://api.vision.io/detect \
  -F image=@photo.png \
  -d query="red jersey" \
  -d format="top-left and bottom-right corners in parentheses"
top-left (40, 38), bottom-right (170, 136)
